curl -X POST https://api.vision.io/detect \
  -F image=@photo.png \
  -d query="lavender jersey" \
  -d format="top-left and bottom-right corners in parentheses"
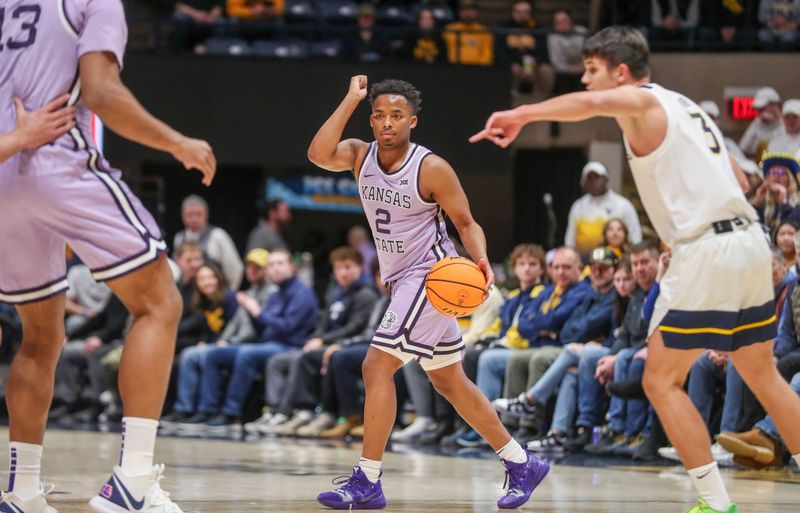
top-left (0, 0), bottom-right (165, 304)
top-left (358, 142), bottom-right (456, 284)
top-left (0, 0), bottom-right (127, 177)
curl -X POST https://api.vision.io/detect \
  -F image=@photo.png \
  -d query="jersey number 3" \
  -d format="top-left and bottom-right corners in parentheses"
top-left (0, 5), bottom-right (41, 51)
top-left (689, 112), bottom-right (721, 155)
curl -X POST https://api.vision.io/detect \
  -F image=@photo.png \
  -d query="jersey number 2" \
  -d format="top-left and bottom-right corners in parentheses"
top-left (0, 5), bottom-right (41, 51)
top-left (375, 208), bottom-right (391, 235)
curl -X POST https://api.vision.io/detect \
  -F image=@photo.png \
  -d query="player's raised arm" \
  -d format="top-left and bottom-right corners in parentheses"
top-left (79, 52), bottom-right (216, 186)
top-left (470, 85), bottom-right (656, 148)
top-left (308, 75), bottom-right (370, 172)
top-left (0, 95), bottom-right (76, 164)
top-left (420, 155), bottom-right (495, 290)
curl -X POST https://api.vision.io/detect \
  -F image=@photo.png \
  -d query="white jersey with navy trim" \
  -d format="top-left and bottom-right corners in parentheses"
top-left (624, 84), bottom-right (758, 246)
top-left (358, 142), bottom-right (456, 284)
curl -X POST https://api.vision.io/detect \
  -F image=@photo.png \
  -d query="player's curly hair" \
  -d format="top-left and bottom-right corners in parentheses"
top-left (368, 79), bottom-right (422, 114)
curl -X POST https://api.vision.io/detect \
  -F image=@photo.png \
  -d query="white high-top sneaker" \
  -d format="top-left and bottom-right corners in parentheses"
top-left (89, 464), bottom-right (182, 513)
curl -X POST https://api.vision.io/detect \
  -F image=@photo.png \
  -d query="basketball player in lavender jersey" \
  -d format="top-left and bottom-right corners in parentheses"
top-left (308, 76), bottom-right (549, 510)
top-left (473, 27), bottom-right (800, 513)
top-left (0, 0), bottom-right (215, 512)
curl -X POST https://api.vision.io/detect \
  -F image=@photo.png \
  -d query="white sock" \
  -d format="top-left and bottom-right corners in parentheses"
top-left (358, 457), bottom-right (382, 483)
top-left (8, 442), bottom-right (42, 500)
top-left (496, 438), bottom-right (527, 464)
top-left (120, 417), bottom-right (158, 476)
top-left (793, 453), bottom-right (800, 468)
top-left (687, 462), bottom-right (732, 511)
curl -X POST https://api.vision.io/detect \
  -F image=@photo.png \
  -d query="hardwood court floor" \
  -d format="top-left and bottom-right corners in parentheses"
top-left (20, 428), bottom-right (800, 513)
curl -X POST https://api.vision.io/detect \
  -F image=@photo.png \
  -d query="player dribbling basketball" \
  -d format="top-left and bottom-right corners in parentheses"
top-left (307, 76), bottom-right (549, 510)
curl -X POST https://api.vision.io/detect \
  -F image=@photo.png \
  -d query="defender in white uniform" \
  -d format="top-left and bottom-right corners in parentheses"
top-left (473, 26), bottom-right (800, 513)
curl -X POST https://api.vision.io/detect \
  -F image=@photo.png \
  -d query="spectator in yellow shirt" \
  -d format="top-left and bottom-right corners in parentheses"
top-left (227, 0), bottom-right (284, 21)
top-left (444, 0), bottom-right (494, 65)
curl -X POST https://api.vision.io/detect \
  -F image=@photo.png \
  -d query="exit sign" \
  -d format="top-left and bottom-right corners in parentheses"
top-left (724, 87), bottom-right (760, 121)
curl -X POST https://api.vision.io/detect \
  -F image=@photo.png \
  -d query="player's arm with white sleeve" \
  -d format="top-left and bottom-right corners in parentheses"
top-left (307, 75), bottom-right (370, 173)
top-left (420, 156), bottom-right (495, 291)
top-left (0, 95), bottom-right (75, 164)
top-left (78, 0), bottom-right (215, 184)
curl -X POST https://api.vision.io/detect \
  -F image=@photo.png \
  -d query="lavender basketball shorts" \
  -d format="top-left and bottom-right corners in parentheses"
top-left (0, 157), bottom-right (166, 304)
top-left (372, 270), bottom-right (464, 365)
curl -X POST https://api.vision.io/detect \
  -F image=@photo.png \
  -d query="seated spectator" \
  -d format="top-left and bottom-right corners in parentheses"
top-left (64, 264), bottom-right (112, 336)
top-left (496, 0), bottom-right (550, 94)
top-left (348, 225), bottom-right (377, 278)
top-left (699, 100), bottom-right (760, 180)
top-left (546, 9), bottom-right (588, 93)
top-left (565, 161), bottom-right (643, 258)
top-left (493, 246), bottom-right (618, 450)
top-left (173, 241), bottom-right (206, 354)
top-left (0, 302), bottom-right (21, 362)
top-left (459, 247), bottom-right (590, 446)
top-left (160, 263), bottom-right (256, 427)
top-left (758, 0), bottom-right (800, 49)
top-left (52, 294), bottom-right (129, 423)
top-left (768, 99), bottom-right (800, 154)
top-left (600, 0), bottom-right (651, 30)
top-left (443, 0), bottom-right (494, 66)
top-left (225, 0), bottom-right (284, 40)
top-left (343, 4), bottom-right (391, 62)
top-left (775, 220), bottom-right (799, 271)
top-left (751, 153), bottom-right (800, 232)
top-left (181, 249), bottom-right (317, 430)
top-left (172, 0), bottom-right (225, 52)
top-left (698, 0), bottom-right (758, 47)
top-left (246, 199), bottom-right (291, 253)
top-left (649, 0), bottom-right (700, 46)
top-left (174, 195), bottom-right (244, 290)
top-left (577, 241), bottom-right (658, 456)
top-left (602, 218), bottom-right (632, 258)
top-left (404, 8), bottom-right (448, 64)
top-left (268, 247), bottom-right (378, 437)
top-left (739, 87), bottom-right (784, 160)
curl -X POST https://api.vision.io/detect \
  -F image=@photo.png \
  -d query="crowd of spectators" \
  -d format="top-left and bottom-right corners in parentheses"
top-left (145, 0), bottom-right (800, 62)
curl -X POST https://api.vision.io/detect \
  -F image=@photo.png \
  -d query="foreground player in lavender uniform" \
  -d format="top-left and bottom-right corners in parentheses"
top-left (308, 76), bottom-right (549, 510)
top-left (0, 0), bottom-right (215, 512)
top-left (472, 26), bottom-right (800, 513)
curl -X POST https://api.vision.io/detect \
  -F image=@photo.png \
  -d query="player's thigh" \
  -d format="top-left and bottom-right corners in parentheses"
top-left (363, 345), bottom-right (406, 378)
top-left (106, 254), bottom-right (181, 319)
top-left (728, 340), bottom-right (781, 385)
top-left (643, 330), bottom-right (703, 391)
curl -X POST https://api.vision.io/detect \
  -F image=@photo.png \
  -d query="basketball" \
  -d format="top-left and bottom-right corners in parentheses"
top-left (425, 257), bottom-right (487, 318)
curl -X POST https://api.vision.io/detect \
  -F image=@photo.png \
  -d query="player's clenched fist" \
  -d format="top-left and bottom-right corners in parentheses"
top-left (348, 75), bottom-right (368, 101)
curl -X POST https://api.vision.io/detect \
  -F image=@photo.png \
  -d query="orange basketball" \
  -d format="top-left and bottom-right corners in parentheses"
top-left (425, 257), bottom-right (487, 318)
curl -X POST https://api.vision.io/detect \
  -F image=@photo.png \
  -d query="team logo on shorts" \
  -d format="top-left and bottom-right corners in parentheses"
top-left (380, 311), bottom-right (398, 331)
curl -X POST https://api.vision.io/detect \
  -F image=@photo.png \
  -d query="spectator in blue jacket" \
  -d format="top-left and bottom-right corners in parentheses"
top-left (179, 249), bottom-right (318, 431)
top-left (494, 246), bottom-right (618, 447)
top-left (458, 247), bottom-right (589, 446)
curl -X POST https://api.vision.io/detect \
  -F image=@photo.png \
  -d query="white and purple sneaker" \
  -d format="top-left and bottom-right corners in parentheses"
top-left (89, 464), bottom-right (182, 513)
top-left (317, 467), bottom-right (387, 510)
top-left (497, 448), bottom-right (550, 509)
top-left (0, 488), bottom-right (56, 513)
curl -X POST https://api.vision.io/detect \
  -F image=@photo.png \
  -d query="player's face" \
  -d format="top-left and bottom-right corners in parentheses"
top-left (604, 220), bottom-right (627, 248)
top-left (370, 95), bottom-right (417, 149)
top-left (589, 262), bottom-right (614, 289)
top-left (246, 261), bottom-right (266, 284)
top-left (333, 259), bottom-right (362, 289)
top-left (512, 254), bottom-right (543, 287)
top-left (182, 204), bottom-right (208, 232)
top-left (177, 249), bottom-right (204, 282)
top-left (631, 250), bottom-right (657, 288)
top-left (551, 250), bottom-right (581, 288)
top-left (196, 266), bottom-right (220, 296)
top-left (613, 267), bottom-right (635, 298)
top-left (581, 57), bottom-right (621, 91)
